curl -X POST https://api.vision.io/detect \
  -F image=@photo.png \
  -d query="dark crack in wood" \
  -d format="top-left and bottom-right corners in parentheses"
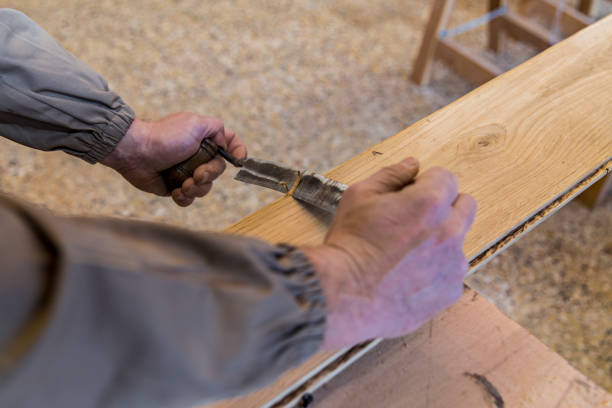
top-left (464, 372), bottom-right (505, 408)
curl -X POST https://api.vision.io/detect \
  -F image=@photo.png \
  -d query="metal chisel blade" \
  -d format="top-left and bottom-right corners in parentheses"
top-left (234, 158), bottom-right (347, 213)
top-left (234, 158), bottom-right (300, 194)
top-left (292, 172), bottom-right (347, 213)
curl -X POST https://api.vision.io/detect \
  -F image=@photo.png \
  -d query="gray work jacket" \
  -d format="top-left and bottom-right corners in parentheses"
top-left (0, 9), bottom-right (325, 408)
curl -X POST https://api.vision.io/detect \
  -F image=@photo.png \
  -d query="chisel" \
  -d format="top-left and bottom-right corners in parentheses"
top-left (161, 139), bottom-right (347, 213)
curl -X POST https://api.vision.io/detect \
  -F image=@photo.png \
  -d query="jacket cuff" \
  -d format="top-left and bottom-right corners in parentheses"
top-left (271, 244), bottom-right (327, 350)
top-left (83, 103), bottom-right (135, 164)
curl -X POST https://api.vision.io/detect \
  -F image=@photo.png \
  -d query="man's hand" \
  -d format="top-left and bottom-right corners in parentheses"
top-left (303, 158), bottom-right (476, 350)
top-left (101, 112), bottom-right (247, 206)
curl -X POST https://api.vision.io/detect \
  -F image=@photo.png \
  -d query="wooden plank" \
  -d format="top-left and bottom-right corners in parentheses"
top-left (410, 0), bottom-right (455, 85)
top-left (208, 15), bottom-right (612, 408)
top-left (436, 37), bottom-right (503, 85)
top-left (499, 11), bottom-right (555, 50)
top-left (312, 288), bottom-right (611, 408)
top-left (525, 0), bottom-right (593, 37)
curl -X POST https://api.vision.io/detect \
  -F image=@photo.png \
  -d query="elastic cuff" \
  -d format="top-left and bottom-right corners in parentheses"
top-left (271, 244), bottom-right (327, 341)
top-left (83, 103), bottom-right (135, 164)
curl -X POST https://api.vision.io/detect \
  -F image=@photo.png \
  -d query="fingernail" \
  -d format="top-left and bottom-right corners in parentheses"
top-left (404, 157), bottom-right (420, 168)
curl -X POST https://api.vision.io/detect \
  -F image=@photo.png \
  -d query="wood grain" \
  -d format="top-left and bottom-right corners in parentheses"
top-left (208, 15), bottom-right (612, 407)
top-left (312, 288), bottom-right (611, 408)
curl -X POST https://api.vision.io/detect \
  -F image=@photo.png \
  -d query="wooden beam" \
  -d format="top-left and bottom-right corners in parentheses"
top-left (410, 0), bottom-right (455, 85)
top-left (578, 173), bottom-right (612, 208)
top-left (488, 0), bottom-right (505, 52)
top-left (523, 0), bottom-right (593, 37)
top-left (311, 288), bottom-right (611, 407)
top-left (498, 11), bottom-right (555, 50)
top-left (208, 15), bottom-right (612, 408)
top-left (578, 0), bottom-right (597, 16)
top-left (436, 37), bottom-right (503, 85)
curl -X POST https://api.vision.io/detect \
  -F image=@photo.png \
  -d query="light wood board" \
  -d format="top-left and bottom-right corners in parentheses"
top-left (208, 14), bottom-right (612, 408)
top-left (312, 288), bottom-right (611, 408)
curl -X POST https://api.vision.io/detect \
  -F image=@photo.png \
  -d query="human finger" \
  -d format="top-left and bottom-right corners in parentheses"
top-left (182, 179), bottom-right (213, 198)
top-left (435, 193), bottom-right (477, 242)
top-left (451, 193), bottom-right (477, 234)
top-left (201, 117), bottom-right (227, 150)
top-left (408, 167), bottom-right (458, 208)
top-left (172, 188), bottom-right (194, 207)
top-left (193, 156), bottom-right (226, 185)
top-left (360, 157), bottom-right (419, 194)
top-left (222, 128), bottom-right (247, 159)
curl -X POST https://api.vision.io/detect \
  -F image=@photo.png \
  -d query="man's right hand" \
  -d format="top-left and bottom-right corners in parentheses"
top-left (303, 157), bottom-right (477, 350)
top-left (101, 113), bottom-right (247, 207)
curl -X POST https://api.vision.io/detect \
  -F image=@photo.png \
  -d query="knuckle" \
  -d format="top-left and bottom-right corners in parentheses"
top-left (181, 178), bottom-right (193, 191)
top-left (208, 117), bottom-right (224, 132)
top-left (215, 157), bottom-right (227, 173)
top-left (411, 195), bottom-right (434, 219)
top-left (196, 169), bottom-right (209, 184)
top-left (429, 190), bottom-right (446, 206)
top-left (418, 189), bottom-right (444, 210)
top-left (185, 112), bottom-right (200, 125)
top-left (443, 219), bottom-right (465, 240)
top-left (432, 166), bottom-right (457, 188)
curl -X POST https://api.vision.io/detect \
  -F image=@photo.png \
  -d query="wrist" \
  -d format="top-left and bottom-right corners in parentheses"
top-left (100, 118), bottom-right (150, 172)
top-left (302, 245), bottom-right (347, 304)
top-left (302, 245), bottom-right (356, 350)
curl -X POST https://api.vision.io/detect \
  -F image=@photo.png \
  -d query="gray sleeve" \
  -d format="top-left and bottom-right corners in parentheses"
top-left (0, 195), bottom-right (326, 408)
top-left (0, 9), bottom-right (134, 163)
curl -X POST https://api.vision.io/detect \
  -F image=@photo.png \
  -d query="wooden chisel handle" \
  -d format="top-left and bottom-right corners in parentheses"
top-left (161, 138), bottom-right (219, 191)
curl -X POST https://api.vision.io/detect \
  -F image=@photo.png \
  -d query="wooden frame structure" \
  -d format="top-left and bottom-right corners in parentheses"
top-left (411, 0), bottom-right (594, 87)
top-left (207, 15), bottom-right (612, 408)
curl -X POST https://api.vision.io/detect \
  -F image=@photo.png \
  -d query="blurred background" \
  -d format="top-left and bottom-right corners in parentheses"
top-left (1, 0), bottom-right (610, 391)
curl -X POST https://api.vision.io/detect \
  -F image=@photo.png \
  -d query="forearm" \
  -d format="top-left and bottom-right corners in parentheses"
top-left (0, 9), bottom-right (133, 163)
top-left (0, 194), bottom-right (325, 407)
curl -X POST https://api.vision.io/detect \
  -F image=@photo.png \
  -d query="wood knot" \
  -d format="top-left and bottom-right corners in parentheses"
top-left (456, 124), bottom-right (507, 159)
